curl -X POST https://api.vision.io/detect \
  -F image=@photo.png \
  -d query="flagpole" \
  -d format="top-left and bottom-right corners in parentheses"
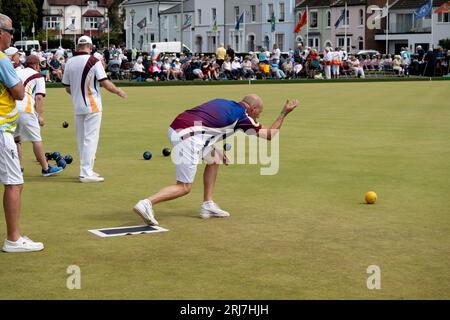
top-left (344, 1), bottom-right (347, 52)
top-left (386, 0), bottom-right (389, 54)
top-left (180, 0), bottom-right (184, 53)
top-left (243, 11), bottom-right (246, 52)
top-left (431, 0), bottom-right (434, 49)
top-left (306, 6), bottom-right (309, 47)
top-left (107, 18), bottom-right (110, 49)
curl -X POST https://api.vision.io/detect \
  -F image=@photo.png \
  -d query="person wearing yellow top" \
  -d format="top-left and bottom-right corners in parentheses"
top-left (0, 13), bottom-right (44, 253)
top-left (215, 43), bottom-right (226, 68)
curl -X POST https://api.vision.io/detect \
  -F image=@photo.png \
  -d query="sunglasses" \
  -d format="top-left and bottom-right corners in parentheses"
top-left (1, 27), bottom-right (15, 35)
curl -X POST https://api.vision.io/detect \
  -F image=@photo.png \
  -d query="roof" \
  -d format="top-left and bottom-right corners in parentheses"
top-left (296, 0), bottom-right (332, 8)
top-left (123, 0), bottom-right (181, 5)
top-left (330, 0), bottom-right (366, 6)
top-left (391, 0), bottom-right (448, 10)
top-left (47, 0), bottom-right (113, 6)
top-left (82, 9), bottom-right (104, 17)
top-left (161, 0), bottom-right (194, 14)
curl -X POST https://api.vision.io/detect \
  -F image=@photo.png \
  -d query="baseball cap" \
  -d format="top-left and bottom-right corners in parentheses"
top-left (5, 47), bottom-right (18, 56)
top-left (77, 35), bottom-right (93, 45)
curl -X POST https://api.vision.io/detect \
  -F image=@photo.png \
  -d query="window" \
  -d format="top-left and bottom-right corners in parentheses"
top-left (87, 1), bottom-right (97, 8)
top-left (359, 9), bottom-right (364, 25)
top-left (438, 12), bottom-right (450, 23)
top-left (268, 3), bottom-right (274, 21)
top-left (345, 9), bottom-right (350, 26)
top-left (310, 11), bottom-right (318, 28)
top-left (251, 5), bottom-right (256, 22)
top-left (337, 36), bottom-right (351, 52)
top-left (234, 6), bottom-right (240, 23)
top-left (358, 36), bottom-right (364, 50)
top-left (151, 33), bottom-right (155, 41)
top-left (279, 3), bottom-right (285, 21)
top-left (44, 16), bottom-right (61, 30)
top-left (326, 10), bottom-right (331, 28)
top-left (84, 17), bottom-right (98, 30)
top-left (308, 37), bottom-right (319, 50)
top-left (148, 8), bottom-right (153, 23)
top-left (235, 34), bottom-right (239, 52)
top-left (396, 14), bottom-right (413, 33)
top-left (275, 33), bottom-right (284, 50)
top-left (197, 9), bottom-right (202, 24)
top-left (212, 8), bottom-right (217, 22)
top-left (174, 15), bottom-right (178, 27)
top-left (164, 16), bottom-right (168, 29)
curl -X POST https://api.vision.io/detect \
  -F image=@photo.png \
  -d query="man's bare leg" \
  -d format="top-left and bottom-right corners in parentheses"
top-left (4, 184), bottom-right (22, 241)
top-left (203, 163), bottom-right (218, 202)
top-left (148, 182), bottom-right (192, 205)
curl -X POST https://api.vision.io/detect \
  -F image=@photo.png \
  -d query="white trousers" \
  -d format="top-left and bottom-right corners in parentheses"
top-left (75, 112), bottom-right (102, 177)
top-left (324, 65), bottom-right (331, 79)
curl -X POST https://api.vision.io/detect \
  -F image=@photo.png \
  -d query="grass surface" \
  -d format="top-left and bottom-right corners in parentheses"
top-left (0, 82), bottom-right (449, 299)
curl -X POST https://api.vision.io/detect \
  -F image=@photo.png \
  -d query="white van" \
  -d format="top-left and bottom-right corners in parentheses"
top-left (14, 40), bottom-right (41, 52)
top-left (142, 42), bottom-right (191, 54)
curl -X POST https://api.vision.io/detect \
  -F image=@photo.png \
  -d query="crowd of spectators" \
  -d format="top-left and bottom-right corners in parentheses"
top-left (6, 42), bottom-right (450, 83)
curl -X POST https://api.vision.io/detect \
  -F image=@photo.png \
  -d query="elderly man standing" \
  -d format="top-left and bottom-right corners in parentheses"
top-left (215, 43), bottom-right (226, 68)
top-left (0, 14), bottom-right (44, 252)
top-left (133, 94), bottom-right (299, 225)
top-left (62, 36), bottom-right (127, 183)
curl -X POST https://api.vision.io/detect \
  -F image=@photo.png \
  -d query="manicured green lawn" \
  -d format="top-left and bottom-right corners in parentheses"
top-left (1, 81), bottom-right (449, 299)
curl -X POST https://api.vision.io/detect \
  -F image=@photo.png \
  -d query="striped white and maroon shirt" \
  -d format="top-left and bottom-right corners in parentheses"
top-left (62, 52), bottom-right (108, 115)
top-left (15, 67), bottom-right (46, 114)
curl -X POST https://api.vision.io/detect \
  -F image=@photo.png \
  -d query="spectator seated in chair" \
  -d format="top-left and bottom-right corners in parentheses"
top-left (108, 56), bottom-right (121, 80)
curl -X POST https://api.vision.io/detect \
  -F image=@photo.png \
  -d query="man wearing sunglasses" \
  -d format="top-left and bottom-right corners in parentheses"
top-left (0, 14), bottom-right (44, 252)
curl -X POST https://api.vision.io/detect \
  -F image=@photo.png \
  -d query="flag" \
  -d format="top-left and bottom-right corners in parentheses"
top-left (105, 18), bottom-right (109, 32)
top-left (65, 18), bottom-right (76, 31)
top-left (434, 1), bottom-right (450, 13)
top-left (32, 23), bottom-right (35, 33)
top-left (212, 18), bottom-right (218, 33)
top-left (235, 12), bottom-right (244, 31)
top-left (271, 12), bottom-right (276, 32)
top-left (294, 10), bottom-right (307, 33)
top-left (137, 17), bottom-right (146, 29)
top-left (381, 1), bottom-right (389, 18)
top-left (415, 0), bottom-right (432, 19)
top-left (335, 9), bottom-right (346, 28)
top-left (182, 15), bottom-right (192, 30)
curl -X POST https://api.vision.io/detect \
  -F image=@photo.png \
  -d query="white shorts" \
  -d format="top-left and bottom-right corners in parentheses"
top-left (14, 112), bottom-right (42, 142)
top-left (0, 132), bottom-right (24, 185)
top-left (168, 127), bottom-right (210, 184)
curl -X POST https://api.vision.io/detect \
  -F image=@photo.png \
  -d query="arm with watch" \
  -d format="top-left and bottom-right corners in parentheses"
top-left (257, 99), bottom-right (299, 141)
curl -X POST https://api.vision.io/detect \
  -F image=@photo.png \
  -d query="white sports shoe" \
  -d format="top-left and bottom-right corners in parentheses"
top-left (80, 175), bottom-right (104, 183)
top-left (133, 199), bottom-right (159, 225)
top-left (2, 236), bottom-right (44, 253)
top-left (200, 201), bottom-right (231, 219)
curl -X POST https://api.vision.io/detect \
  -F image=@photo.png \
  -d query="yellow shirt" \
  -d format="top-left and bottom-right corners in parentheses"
top-left (0, 52), bottom-right (20, 133)
top-left (216, 47), bottom-right (226, 60)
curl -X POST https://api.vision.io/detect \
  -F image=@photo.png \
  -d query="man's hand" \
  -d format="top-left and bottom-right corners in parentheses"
top-left (38, 115), bottom-right (44, 127)
top-left (282, 99), bottom-right (299, 115)
top-left (117, 88), bottom-right (127, 98)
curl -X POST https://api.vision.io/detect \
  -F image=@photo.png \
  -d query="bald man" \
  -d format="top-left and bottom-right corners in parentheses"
top-left (133, 94), bottom-right (299, 225)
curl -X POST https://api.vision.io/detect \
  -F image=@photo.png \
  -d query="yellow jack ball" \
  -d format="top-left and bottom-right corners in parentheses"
top-left (365, 191), bottom-right (377, 204)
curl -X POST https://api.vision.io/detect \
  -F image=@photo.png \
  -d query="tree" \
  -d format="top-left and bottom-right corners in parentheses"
top-left (439, 38), bottom-right (450, 50)
top-left (1, 0), bottom-right (38, 38)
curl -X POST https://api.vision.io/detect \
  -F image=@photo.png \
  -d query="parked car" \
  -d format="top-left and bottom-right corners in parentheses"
top-left (357, 50), bottom-right (380, 57)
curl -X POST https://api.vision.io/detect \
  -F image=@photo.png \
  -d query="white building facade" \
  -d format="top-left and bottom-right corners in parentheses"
top-left (261, 0), bottom-right (297, 51)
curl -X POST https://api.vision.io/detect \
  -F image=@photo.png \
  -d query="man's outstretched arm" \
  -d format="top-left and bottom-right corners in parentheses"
top-left (258, 99), bottom-right (299, 140)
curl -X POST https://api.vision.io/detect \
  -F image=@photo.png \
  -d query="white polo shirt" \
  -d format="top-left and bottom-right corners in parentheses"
top-left (15, 67), bottom-right (46, 114)
top-left (62, 53), bottom-right (108, 115)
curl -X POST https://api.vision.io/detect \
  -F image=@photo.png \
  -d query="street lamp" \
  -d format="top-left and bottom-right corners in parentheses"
top-left (130, 8), bottom-right (136, 49)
